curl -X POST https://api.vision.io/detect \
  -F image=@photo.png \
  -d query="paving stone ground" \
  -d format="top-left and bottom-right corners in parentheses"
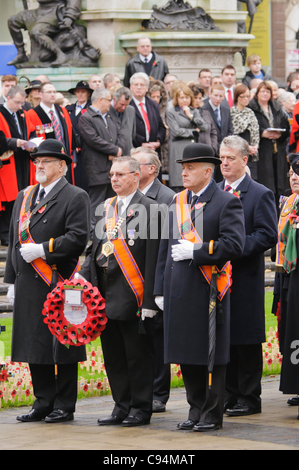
top-left (1, 377), bottom-right (299, 451)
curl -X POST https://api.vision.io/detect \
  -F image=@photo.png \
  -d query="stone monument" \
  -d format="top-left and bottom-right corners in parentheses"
top-left (7, 0), bottom-right (100, 68)
top-left (81, 0), bottom-right (254, 81)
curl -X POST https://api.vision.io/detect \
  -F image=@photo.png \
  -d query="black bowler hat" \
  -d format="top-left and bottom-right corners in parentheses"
top-left (176, 143), bottom-right (222, 166)
top-left (288, 153), bottom-right (299, 176)
top-left (68, 80), bottom-right (93, 95)
top-left (24, 80), bottom-right (42, 94)
top-left (30, 139), bottom-right (72, 165)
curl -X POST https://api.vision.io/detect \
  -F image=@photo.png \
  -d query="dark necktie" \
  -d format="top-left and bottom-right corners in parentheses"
top-left (117, 200), bottom-right (124, 217)
top-left (224, 185), bottom-right (232, 192)
top-left (144, 58), bottom-right (148, 64)
top-left (49, 110), bottom-right (63, 142)
top-left (36, 188), bottom-right (45, 206)
top-left (215, 108), bottom-right (221, 128)
top-left (191, 195), bottom-right (198, 210)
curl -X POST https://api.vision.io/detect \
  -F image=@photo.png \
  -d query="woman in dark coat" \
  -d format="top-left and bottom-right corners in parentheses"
top-left (248, 81), bottom-right (290, 207)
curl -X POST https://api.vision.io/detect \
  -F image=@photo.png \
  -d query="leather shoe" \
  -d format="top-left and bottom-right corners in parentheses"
top-left (152, 400), bottom-right (166, 413)
top-left (288, 396), bottom-right (299, 406)
top-left (122, 415), bottom-right (150, 427)
top-left (16, 409), bottom-right (47, 422)
top-left (225, 404), bottom-right (261, 417)
top-left (97, 414), bottom-right (124, 426)
top-left (177, 419), bottom-right (198, 430)
top-left (44, 409), bottom-right (74, 423)
top-left (193, 422), bottom-right (222, 432)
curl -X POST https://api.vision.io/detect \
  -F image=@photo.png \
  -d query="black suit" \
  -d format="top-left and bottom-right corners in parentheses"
top-left (80, 189), bottom-right (162, 421)
top-left (143, 179), bottom-right (175, 406)
top-left (130, 97), bottom-right (166, 149)
top-left (4, 177), bottom-right (90, 415)
top-left (219, 175), bottom-right (277, 410)
top-left (202, 100), bottom-right (233, 182)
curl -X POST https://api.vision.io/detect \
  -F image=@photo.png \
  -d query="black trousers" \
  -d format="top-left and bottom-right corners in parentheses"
top-left (181, 364), bottom-right (227, 425)
top-left (225, 344), bottom-right (263, 409)
top-left (29, 363), bottom-right (78, 415)
top-left (100, 317), bottom-right (155, 421)
top-left (153, 325), bottom-right (171, 404)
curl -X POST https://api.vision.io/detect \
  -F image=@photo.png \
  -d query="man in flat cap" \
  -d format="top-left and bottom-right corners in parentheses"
top-left (4, 139), bottom-right (90, 423)
top-left (154, 143), bottom-right (245, 432)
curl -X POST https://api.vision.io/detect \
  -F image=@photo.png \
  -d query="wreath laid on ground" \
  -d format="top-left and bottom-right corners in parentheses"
top-left (42, 279), bottom-right (107, 347)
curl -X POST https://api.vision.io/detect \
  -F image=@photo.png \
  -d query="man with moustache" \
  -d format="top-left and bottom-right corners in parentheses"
top-left (4, 139), bottom-right (90, 423)
top-left (218, 136), bottom-right (277, 417)
top-left (79, 156), bottom-right (162, 427)
top-left (154, 143), bottom-right (245, 432)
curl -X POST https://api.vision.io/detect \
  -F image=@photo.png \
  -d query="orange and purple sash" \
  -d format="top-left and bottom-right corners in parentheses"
top-left (176, 190), bottom-right (231, 301)
top-left (19, 185), bottom-right (80, 286)
top-left (105, 197), bottom-right (144, 310)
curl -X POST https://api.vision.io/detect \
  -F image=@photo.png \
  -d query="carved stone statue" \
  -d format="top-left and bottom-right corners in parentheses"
top-left (143, 0), bottom-right (222, 31)
top-left (7, 0), bottom-right (100, 68)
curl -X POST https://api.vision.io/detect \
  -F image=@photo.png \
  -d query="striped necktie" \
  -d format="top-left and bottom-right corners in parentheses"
top-left (224, 185), bottom-right (232, 192)
top-left (49, 110), bottom-right (63, 142)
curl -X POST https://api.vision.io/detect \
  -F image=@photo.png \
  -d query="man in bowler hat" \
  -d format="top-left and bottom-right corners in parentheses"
top-left (154, 143), bottom-right (245, 431)
top-left (4, 139), bottom-right (90, 423)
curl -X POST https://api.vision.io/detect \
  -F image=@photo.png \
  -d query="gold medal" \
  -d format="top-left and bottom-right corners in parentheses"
top-left (102, 241), bottom-right (114, 257)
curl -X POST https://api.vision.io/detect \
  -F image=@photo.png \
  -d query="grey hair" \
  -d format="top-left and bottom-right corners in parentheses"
top-left (220, 135), bottom-right (249, 158)
top-left (113, 86), bottom-right (132, 102)
top-left (130, 73), bottom-right (150, 87)
top-left (131, 147), bottom-right (161, 176)
top-left (7, 85), bottom-right (26, 99)
top-left (112, 156), bottom-right (141, 174)
top-left (91, 87), bottom-right (111, 104)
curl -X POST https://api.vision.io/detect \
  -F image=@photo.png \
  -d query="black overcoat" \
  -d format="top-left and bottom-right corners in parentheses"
top-left (154, 180), bottom-right (245, 365)
top-left (247, 98), bottom-right (290, 197)
top-left (219, 175), bottom-right (278, 345)
top-left (130, 97), bottom-right (166, 149)
top-left (4, 177), bottom-right (90, 364)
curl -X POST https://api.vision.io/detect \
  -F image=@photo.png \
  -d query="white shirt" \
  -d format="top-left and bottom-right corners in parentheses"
top-left (192, 182), bottom-right (211, 199)
top-left (117, 190), bottom-right (137, 215)
top-left (37, 177), bottom-right (63, 201)
top-left (224, 174), bottom-right (246, 192)
top-left (139, 53), bottom-right (153, 63)
top-left (40, 101), bottom-right (60, 122)
top-left (75, 102), bottom-right (87, 116)
top-left (209, 99), bottom-right (221, 121)
top-left (140, 180), bottom-right (154, 195)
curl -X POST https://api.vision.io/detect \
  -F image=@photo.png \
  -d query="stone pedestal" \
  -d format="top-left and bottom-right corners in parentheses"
top-left (81, 0), bottom-right (252, 80)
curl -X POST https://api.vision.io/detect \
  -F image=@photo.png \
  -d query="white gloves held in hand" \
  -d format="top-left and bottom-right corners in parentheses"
top-left (171, 240), bottom-right (194, 262)
top-left (20, 243), bottom-right (45, 263)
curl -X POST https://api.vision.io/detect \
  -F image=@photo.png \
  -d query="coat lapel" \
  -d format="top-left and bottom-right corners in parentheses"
top-left (29, 177), bottom-right (68, 229)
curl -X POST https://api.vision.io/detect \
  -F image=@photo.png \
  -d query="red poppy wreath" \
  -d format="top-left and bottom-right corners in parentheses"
top-left (42, 279), bottom-right (107, 346)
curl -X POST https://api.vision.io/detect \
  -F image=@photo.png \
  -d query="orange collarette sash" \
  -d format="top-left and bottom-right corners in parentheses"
top-left (176, 190), bottom-right (231, 301)
top-left (19, 185), bottom-right (80, 286)
top-left (105, 197), bottom-right (144, 311)
top-left (276, 193), bottom-right (299, 272)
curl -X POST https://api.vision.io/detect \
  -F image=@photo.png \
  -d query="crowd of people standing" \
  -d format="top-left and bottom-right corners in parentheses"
top-left (2, 36), bottom-right (299, 432)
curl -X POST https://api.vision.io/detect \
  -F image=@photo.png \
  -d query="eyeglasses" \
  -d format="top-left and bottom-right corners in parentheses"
top-left (287, 171), bottom-right (298, 178)
top-left (33, 159), bottom-right (59, 166)
top-left (108, 171), bottom-right (136, 179)
top-left (11, 98), bottom-right (25, 107)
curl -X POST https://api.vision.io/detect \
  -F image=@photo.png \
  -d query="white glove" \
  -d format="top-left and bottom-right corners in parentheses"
top-left (155, 296), bottom-right (164, 311)
top-left (171, 240), bottom-right (194, 262)
top-left (141, 309), bottom-right (158, 321)
top-left (20, 243), bottom-right (45, 263)
top-left (6, 284), bottom-right (15, 305)
top-left (74, 272), bottom-right (87, 282)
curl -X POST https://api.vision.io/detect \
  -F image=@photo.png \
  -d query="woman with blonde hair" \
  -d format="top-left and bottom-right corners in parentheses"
top-left (166, 83), bottom-right (208, 191)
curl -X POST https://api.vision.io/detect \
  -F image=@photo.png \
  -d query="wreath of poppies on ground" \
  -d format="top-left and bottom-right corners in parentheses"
top-left (42, 279), bottom-right (107, 346)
